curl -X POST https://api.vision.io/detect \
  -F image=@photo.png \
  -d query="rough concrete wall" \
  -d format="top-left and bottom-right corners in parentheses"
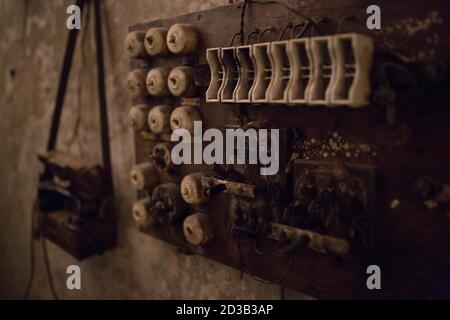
top-left (0, 0), bottom-right (308, 299)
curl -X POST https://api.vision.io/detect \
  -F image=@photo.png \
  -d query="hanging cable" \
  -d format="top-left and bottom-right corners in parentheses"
top-left (258, 26), bottom-right (277, 43)
top-left (246, 256), bottom-right (296, 285)
top-left (295, 21), bottom-right (311, 38)
top-left (41, 236), bottom-right (59, 300)
top-left (252, 237), bottom-right (288, 256)
top-left (246, 29), bottom-right (260, 45)
top-left (310, 17), bottom-right (328, 37)
top-left (249, 0), bottom-right (314, 23)
top-left (229, 32), bottom-right (242, 47)
top-left (239, 0), bottom-right (249, 45)
top-left (290, 22), bottom-right (304, 39)
top-left (278, 23), bottom-right (293, 41)
top-left (237, 0), bottom-right (315, 45)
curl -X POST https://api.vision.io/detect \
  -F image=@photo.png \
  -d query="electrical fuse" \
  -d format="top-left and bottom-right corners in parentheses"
top-left (330, 33), bottom-right (373, 108)
top-left (235, 45), bottom-right (256, 103)
top-left (268, 40), bottom-right (291, 104)
top-left (251, 42), bottom-right (273, 103)
top-left (286, 37), bottom-right (313, 105)
top-left (220, 47), bottom-right (239, 103)
top-left (308, 36), bottom-right (335, 106)
top-left (206, 48), bottom-right (225, 102)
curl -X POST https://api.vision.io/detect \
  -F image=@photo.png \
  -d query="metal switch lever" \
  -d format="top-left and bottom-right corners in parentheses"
top-left (283, 235), bottom-right (310, 256)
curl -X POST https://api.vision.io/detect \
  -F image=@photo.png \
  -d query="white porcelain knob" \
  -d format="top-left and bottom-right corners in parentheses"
top-left (170, 106), bottom-right (201, 134)
top-left (124, 31), bottom-right (146, 58)
top-left (167, 23), bottom-right (200, 55)
top-left (130, 163), bottom-right (158, 190)
top-left (127, 104), bottom-right (150, 131)
top-left (126, 69), bottom-right (148, 99)
top-left (180, 172), bottom-right (208, 205)
top-left (147, 105), bottom-right (172, 134)
top-left (144, 28), bottom-right (169, 56)
top-left (183, 213), bottom-right (214, 245)
top-left (168, 66), bottom-right (196, 97)
top-left (146, 67), bottom-right (170, 97)
top-left (132, 198), bottom-right (153, 226)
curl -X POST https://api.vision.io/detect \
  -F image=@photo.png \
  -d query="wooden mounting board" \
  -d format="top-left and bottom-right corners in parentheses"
top-left (128, 1), bottom-right (450, 299)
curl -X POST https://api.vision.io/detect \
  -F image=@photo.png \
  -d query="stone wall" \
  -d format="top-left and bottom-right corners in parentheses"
top-left (0, 0), bottom-right (307, 299)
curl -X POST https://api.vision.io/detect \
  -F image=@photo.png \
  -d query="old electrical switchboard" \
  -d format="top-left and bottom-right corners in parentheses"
top-left (125, 1), bottom-right (450, 299)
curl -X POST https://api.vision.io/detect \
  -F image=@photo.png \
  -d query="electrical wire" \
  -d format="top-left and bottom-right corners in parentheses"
top-left (237, 0), bottom-right (315, 46)
top-left (41, 236), bottom-right (59, 300)
top-left (252, 237), bottom-right (288, 256)
top-left (245, 256), bottom-right (296, 285)
top-left (295, 21), bottom-right (311, 38)
top-left (258, 26), bottom-right (276, 42)
top-left (249, 0), bottom-right (314, 23)
top-left (23, 196), bottom-right (61, 300)
top-left (239, 0), bottom-right (249, 45)
top-left (336, 15), bottom-right (356, 34)
top-left (229, 32), bottom-right (241, 47)
top-left (278, 23), bottom-right (293, 41)
top-left (246, 29), bottom-right (260, 45)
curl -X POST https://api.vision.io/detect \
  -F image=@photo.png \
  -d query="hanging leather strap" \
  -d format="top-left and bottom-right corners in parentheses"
top-left (47, 0), bottom-right (85, 151)
top-left (93, 0), bottom-right (113, 195)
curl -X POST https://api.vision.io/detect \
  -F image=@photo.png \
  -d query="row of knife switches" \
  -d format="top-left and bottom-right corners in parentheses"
top-left (206, 33), bottom-right (373, 108)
